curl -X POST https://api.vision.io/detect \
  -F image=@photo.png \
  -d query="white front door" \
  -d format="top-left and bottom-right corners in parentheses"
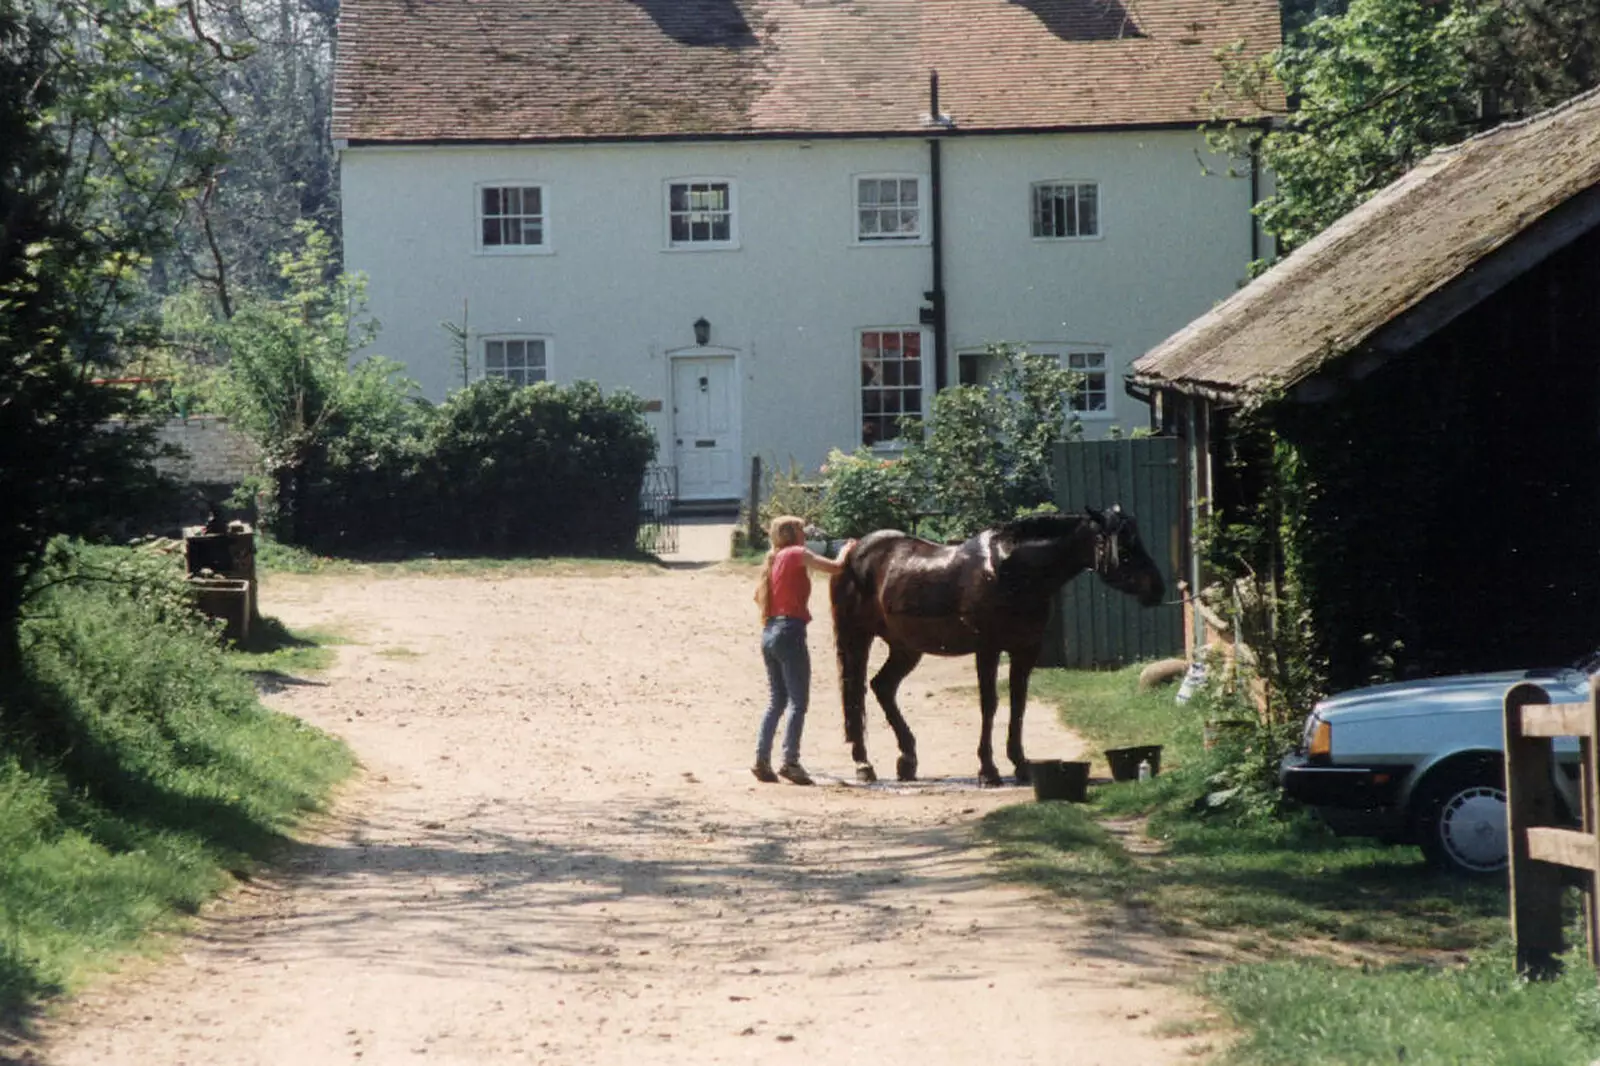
top-left (672, 356), bottom-right (739, 499)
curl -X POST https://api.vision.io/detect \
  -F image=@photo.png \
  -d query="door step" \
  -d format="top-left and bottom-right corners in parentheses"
top-left (671, 498), bottom-right (741, 518)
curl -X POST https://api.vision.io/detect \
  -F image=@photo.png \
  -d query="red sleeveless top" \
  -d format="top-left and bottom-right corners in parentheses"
top-left (766, 546), bottom-right (812, 622)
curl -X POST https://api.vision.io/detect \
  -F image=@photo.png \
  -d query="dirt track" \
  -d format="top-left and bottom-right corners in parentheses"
top-left (32, 549), bottom-right (1215, 1065)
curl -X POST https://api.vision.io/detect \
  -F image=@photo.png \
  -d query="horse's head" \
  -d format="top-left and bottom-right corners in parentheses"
top-left (1088, 506), bottom-right (1166, 607)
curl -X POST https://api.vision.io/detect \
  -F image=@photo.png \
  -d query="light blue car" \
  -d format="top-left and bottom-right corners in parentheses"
top-left (1279, 652), bottom-right (1598, 876)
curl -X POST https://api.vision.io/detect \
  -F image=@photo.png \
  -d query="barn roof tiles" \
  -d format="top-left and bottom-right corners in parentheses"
top-left (331, 0), bottom-right (1284, 144)
top-left (1129, 86), bottom-right (1600, 401)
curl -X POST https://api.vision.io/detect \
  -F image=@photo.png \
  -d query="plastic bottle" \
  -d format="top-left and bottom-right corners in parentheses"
top-left (1175, 659), bottom-right (1207, 704)
top-left (1137, 758), bottom-right (1152, 782)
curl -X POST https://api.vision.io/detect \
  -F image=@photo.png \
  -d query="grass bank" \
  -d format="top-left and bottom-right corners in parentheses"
top-left (0, 542), bottom-right (353, 1022)
top-left (982, 663), bottom-right (1600, 1064)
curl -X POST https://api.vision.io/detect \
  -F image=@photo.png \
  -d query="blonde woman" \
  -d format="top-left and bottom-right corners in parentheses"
top-left (752, 516), bottom-right (853, 784)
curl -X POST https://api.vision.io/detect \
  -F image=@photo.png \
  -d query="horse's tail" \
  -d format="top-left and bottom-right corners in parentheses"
top-left (831, 548), bottom-right (869, 747)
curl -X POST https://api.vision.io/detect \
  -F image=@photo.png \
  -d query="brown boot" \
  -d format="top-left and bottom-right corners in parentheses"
top-left (778, 762), bottom-right (814, 786)
top-left (751, 760), bottom-right (779, 783)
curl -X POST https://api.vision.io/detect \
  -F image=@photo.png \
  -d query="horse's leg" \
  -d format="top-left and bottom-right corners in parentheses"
top-left (870, 644), bottom-right (923, 781)
top-left (838, 628), bottom-right (877, 783)
top-left (975, 648), bottom-right (1004, 787)
top-left (1005, 644), bottom-right (1043, 785)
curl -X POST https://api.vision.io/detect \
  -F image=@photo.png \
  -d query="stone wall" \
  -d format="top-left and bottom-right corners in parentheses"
top-left (154, 415), bottom-right (259, 486)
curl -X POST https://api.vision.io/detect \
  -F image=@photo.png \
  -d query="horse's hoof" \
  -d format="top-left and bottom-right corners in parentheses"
top-left (856, 764), bottom-right (878, 784)
top-left (896, 755), bottom-right (918, 782)
top-left (1013, 765), bottom-right (1032, 785)
top-left (978, 769), bottom-right (1004, 788)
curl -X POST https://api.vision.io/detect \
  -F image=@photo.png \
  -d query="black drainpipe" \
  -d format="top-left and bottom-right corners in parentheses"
top-left (923, 69), bottom-right (948, 392)
top-left (1249, 135), bottom-right (1261, 265)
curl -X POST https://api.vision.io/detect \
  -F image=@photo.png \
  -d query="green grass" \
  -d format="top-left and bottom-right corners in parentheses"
top-left (1203, 951), bottom-right (1600, 1065)
top-left (984, 663), bottom-right (1600, 1063)
top-left (0, 544), bottom-right (355, 1020)
top-left (983, 801), bottom-right (1505, 951)
top-left (223, 617), bottom-right (348, 677)
top-left (1012, 664), bottom-right (1508, 950)
top-left (253, 535), bottom-right (354, 574)
top-left (1028, 662), bottom-right (1206, 758)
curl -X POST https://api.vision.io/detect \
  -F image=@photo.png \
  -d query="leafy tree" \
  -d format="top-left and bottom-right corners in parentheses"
top-left (1211, 0), bottom-right (1482, 251)
top-left (176, 222), bottom-right (420, 542)
top-left (1212, 0), bottom-right (1600, 255)
top-left (903, 385), bottom-right (1011, 536)
top-left (165, 0), bottom-right (340, 308)
top-left (1464, 0), bottom-right (1600, 113)
top-left (1267, 0), bottom-right (1482, 247)
top-left (1281, 0), bottom-right (1351, 36)
top-left (895, 345), bottom-right (1083, 539)
top-left (1, 0), bottom-right (229, 675)
top-left (815, 450), bottom-right (918, 538)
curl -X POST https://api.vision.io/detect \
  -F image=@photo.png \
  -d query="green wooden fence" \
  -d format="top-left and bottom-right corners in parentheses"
top-left (1041, 437), bottom-right (1184, 669)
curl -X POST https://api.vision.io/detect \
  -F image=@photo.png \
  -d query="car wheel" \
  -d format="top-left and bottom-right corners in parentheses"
top-left (1413, 762), bottom-right (1507, 877)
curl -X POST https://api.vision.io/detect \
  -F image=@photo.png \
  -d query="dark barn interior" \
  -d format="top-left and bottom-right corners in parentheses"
top-left (1275, 227), bottom-right (1600, 686)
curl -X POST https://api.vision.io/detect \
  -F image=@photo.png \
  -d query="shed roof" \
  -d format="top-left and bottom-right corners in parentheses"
top-left (332, 0), bottom-right (1283, 144)
top-left (1129, 87), bottom-right (1600, 401)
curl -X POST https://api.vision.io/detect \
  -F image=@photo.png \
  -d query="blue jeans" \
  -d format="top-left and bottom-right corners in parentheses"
top-left (757, 617), bottom-right (811, 766)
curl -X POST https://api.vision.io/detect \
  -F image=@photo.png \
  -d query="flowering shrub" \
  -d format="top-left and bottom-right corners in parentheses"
top-left (818, 449), bottom-right (918, 537)
top-left (900, 345), bottom-right (1082, 539)
top-left (901, 385), bottom-right (1009, 539)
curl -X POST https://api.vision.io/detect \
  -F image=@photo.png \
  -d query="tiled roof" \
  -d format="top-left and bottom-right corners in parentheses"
top-left (1130, 87), bottom-right (1600, 399)
top-left (332, 0), bottom-right (1284, 143)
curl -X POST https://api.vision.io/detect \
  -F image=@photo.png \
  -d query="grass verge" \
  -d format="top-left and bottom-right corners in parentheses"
top-left (983, 663), bottom-right (1600, 1063)
top-left (1007, 666), bottom-right (1507, 951)
top-left (223, 616), bottom-right (348, 678)
top-left (1202, 949), bottom-right (1600, 1065)
top-left (0, 542), bottom-right (354, 1023)
top-left (256, 533), bottom-right (666, 578)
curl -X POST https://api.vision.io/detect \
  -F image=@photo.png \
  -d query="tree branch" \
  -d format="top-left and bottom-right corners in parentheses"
top-left (198, 174), bottom-right (235, 318)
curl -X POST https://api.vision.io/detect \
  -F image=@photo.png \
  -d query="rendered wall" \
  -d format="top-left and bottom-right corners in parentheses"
top-left (340, 130), bottom-right (1256, 484)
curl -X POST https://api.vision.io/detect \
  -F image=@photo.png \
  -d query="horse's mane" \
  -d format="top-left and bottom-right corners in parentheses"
top-left (992, 512), bottom-right (1091, 544)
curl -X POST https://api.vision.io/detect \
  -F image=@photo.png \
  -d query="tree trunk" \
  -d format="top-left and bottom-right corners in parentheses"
top-left (274, 462), bottom-right (306, 545)
top-left (0, 590), bottom-right (27, 724)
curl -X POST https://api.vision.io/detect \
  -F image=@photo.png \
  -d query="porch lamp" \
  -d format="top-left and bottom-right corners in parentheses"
top-left (693, 317), bottom-right (711, 346)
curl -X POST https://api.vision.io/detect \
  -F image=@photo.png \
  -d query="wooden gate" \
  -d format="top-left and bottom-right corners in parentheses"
top-left (1504, 678), bottom-right (1600, 980)
top-left (1041, 437), bottom-right (1184, 669)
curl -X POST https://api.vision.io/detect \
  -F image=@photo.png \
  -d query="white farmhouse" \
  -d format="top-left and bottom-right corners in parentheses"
top-left (333, 0), bottom-right (1282, 504)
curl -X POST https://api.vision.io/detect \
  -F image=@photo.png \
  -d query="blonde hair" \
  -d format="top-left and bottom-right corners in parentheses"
top-left (754, 515), bottom-right (807, 618)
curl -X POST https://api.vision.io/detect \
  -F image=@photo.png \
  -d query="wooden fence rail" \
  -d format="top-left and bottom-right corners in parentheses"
top-left (1503, 677), bottom-right (1600, 979)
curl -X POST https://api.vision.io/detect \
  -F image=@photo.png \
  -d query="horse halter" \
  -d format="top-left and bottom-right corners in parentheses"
top-left (1090, 509), bottom-right (1125, 576)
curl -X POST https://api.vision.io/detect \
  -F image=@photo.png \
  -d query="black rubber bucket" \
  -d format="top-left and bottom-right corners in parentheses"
top-left (1105, 745), bottom-right (1163, 782)
top-left (1029, 759), bottom-right (1090, 802)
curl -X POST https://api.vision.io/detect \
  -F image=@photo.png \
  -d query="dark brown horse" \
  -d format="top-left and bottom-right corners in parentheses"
top-left (830, 508), bottom-right (1166, 787)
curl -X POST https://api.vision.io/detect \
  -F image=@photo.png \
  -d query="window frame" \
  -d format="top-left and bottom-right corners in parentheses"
top-left (955, 346), bottom-right (1114, 421)
top-left (475, 182), bottom-right (553, 255)
top-left (1062, 349), bottom-right (1112, 419)
top-left (857, 326), bottom-right (932, 449)
top-left (956, 350), bottom-right (993, 388)
top-left (481, 335), bottom-right (552, 387)
top-left (663, 177), bottom-right (740, 251)
top-left (1029, 180), bottom-right (1102, 242)
top-left (852, 173), bottom-right (929, 246)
